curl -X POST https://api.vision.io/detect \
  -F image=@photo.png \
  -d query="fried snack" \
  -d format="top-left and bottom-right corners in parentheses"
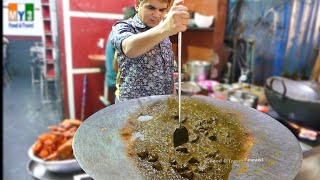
top-left (33, 133), bottom-right (57, 159)
top-left (32, 119), bottom-right (82, 161)
top-left (60, 119), bottom-right (82, 128)
top-left (45, 138), bottom-right (74, 160)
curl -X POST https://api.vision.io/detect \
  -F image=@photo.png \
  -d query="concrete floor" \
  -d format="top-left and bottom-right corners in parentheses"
top-left (3, 74), bottom-right (62, 179)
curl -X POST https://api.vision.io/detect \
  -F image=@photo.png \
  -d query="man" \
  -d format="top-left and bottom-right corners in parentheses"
top-left (104, 6), bottom-right (136, 104)
top-left (111, 0), bottom-right (189, 102)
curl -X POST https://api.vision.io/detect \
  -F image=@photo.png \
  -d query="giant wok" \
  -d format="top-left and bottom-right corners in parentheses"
top-left (264, 76), bottom-right (320, 130)
top-left (73, 95), bottom-right (302, 180)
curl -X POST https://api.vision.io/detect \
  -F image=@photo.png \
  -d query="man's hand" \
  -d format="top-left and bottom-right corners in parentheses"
top-left (160, 0), bottom-right (189, 36)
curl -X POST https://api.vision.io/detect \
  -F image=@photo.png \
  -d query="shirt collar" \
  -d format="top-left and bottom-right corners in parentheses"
top-left (132, 14), bottom-right (149, 29)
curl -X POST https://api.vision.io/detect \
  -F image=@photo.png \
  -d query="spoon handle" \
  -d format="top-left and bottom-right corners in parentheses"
top-left (178, 32), bottom-right (182, 124)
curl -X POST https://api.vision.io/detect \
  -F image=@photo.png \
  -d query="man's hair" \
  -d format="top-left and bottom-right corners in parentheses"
top-left (138, 0), bottom-right (171, 4)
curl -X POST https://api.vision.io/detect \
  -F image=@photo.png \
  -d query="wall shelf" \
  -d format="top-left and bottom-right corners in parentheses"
top-left (169, 0), bottom-right (228, 80)
top-left (187, 26), bottom-right (214, 31)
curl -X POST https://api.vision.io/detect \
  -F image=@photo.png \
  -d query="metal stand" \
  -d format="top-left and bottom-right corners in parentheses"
top-left (99, 81), bottom-right (110, 106)
top-left (3, 44), bottom-right (11, 85)
top-left (30, 42), bottom-right (43, 84)
top-left (230, 37), bottom-right (256, 84)
top-left (40, 72), bottom-right (58, 104)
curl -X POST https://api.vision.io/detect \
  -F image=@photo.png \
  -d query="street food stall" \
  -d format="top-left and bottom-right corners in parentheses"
top-left (2, 0), bottom-right (320, 179)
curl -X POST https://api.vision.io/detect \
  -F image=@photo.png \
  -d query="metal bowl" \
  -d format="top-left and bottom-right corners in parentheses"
top-left (175, 81), bottom-right (201, 95)
top-left (228, 90), bottom-right (259, 108)
top-left (28, 145), bottom-right (82, 173)
top-left (194, 12), bottom-right (214, 28)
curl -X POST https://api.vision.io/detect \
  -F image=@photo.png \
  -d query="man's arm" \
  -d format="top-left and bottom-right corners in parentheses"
top-left (122, 25), bottom-right (170, 58)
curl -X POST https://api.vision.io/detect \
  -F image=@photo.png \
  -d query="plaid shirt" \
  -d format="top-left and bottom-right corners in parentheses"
top-left (111, 14), bottom-right (174, 101)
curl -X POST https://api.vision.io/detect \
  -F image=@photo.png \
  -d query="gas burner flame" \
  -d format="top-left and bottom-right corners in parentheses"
top-left (287, 122), bottom-right (319, 141)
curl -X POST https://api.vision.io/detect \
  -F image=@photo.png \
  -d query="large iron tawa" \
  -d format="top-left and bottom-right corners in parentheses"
top-left (73, 95), bottom-right (302, 180)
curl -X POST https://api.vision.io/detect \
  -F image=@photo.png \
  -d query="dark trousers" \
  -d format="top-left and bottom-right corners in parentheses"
top-left (107, 86), bottom-right (116, 104)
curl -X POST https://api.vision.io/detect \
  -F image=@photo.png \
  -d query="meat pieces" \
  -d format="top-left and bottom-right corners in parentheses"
top-left (32, 119), bottom-right (82, 160)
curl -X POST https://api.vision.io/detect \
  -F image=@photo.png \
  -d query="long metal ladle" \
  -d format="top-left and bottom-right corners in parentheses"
top-left (173, 32), bottom-right (189, 147)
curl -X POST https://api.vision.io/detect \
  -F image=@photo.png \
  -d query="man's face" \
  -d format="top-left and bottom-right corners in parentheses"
top-left (136, 0), bottom-right (168, 28)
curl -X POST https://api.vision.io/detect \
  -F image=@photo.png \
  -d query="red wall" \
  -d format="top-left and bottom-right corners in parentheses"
top-left (69, 0), bottom-right (133, 13)
top-left (70, 18), bottom-right (117, 68)
top-left (57, 0), bottom-right (134, 119)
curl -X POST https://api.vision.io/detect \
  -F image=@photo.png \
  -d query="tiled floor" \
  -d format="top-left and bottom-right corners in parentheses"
top-left (3, 75), bottom-right (63, 179)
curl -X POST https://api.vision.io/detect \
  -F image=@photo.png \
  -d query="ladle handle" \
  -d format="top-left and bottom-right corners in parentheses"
top-left (178, 32), bottom-right (182, 123)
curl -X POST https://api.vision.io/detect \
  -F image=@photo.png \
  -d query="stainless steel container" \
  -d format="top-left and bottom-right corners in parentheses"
top-left (28, 145), bottom-right (82, 173)
top-left (175, 81), bottom-right (201, 95)
top-left (186, 60), bottom-right (212, 82)
top-left (228, 90), bottom-right (259, 108)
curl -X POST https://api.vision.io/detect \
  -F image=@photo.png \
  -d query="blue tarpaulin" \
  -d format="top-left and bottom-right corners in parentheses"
top-left (226, 0), bottom-right (320, 84)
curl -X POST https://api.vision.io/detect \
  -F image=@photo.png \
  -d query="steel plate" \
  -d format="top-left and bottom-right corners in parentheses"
top-left (26, 160), bottom-right (85, 180)
top-left (73, 95), bottom-right (302, 180)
